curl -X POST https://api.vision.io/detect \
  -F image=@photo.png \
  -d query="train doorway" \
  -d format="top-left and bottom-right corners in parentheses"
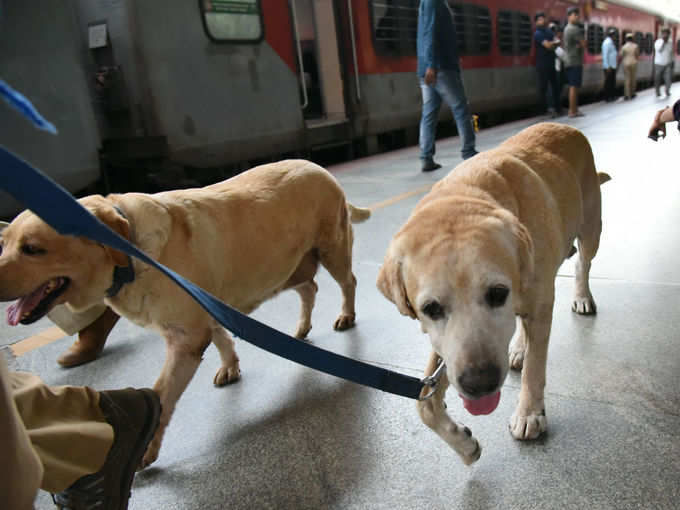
top-left (291, 0), bottom-right (349, 132)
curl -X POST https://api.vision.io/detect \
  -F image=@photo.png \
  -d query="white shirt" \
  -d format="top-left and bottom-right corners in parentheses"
top-left (654, 37), bottom-right (673, 66)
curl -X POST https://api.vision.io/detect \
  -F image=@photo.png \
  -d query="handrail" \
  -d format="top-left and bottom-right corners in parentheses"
top-left (289, 0), bottom-right (308, 109)
top-left (347, 0), bottom-right (361, 101)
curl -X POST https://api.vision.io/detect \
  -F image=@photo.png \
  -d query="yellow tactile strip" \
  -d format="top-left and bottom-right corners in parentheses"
top-left (10, 326), bottom-right (68, 357)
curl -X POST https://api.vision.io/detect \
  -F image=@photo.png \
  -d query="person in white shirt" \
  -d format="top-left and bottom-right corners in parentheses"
top-left (601, 28), bottom-right (618, 102)
top-left (654, 28), bottom-right (673, 98)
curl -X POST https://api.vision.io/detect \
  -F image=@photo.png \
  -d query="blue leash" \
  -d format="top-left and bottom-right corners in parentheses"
top-left (0, 146), bottom-right (436, 400)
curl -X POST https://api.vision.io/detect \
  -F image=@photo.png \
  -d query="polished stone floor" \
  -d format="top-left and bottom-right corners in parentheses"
top-left (2, 87), bottom-right (679, 510)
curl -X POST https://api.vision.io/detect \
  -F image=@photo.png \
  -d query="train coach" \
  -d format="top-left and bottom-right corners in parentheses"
top-left (1, 0), bottom-right (679, 218)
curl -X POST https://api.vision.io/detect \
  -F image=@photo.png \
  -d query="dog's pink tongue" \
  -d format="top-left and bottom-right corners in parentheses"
top-left (6, 285), bottom-right (48, 326)
top-left (460, 391), bottom-right (501, 416)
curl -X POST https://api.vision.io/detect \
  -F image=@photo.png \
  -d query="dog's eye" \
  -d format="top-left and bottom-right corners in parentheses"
top-left (21, 243), bottom-right (46, 256)
top-left (485, 285), bottom-right (509, 308)
top-left (421, 301), bottom-right (445, 320)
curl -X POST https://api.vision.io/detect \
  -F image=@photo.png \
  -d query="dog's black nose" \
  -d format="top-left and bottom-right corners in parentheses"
top-left (458, 363), bottom-right (500, 397)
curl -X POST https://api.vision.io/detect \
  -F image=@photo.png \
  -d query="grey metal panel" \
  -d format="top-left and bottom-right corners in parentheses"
top-left (0, 1), bottom-right (100, 218)
top-left (351, 72), bottom-right (422, 136)
top-left (130, 0), bottom-right (305, 167)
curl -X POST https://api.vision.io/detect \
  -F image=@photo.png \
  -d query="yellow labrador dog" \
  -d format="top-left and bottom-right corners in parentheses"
top-left (377, 123), bottom-right (609, 464)
top-left (0, 159), bottom-right (370, 467)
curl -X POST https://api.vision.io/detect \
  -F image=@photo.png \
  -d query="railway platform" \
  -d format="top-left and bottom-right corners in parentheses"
top-left (3, 87), bottom-right (679, 510)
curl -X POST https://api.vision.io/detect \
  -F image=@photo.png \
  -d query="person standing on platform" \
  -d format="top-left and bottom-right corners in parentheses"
top-left (601, 28), bottom-right (618, 103)
top-left (416, 0), bottom-right (478, 172)
top-left (563, 6), bottom-right (586, 117)
top-left (654, 28), bottom-right (673, 98)
top-left (620, 33), bottom-right (639, 100)
top-left (534, 12), bottom-right (562, 117)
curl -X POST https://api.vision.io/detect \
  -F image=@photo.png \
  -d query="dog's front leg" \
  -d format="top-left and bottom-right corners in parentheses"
top-left (417, 351), bottom-right (481, 465)
top-left (509, 303), bottom-right (552, 440)
top-left (141, 328), bottom-right (212, 469)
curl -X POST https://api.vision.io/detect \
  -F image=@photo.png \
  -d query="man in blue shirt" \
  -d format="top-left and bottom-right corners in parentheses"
top-left (534, 12), bottom-right (562, 117)
top-left (601, 28), bottom-right (618, 102)
top-left (417, 0), bottom-right (477, 172)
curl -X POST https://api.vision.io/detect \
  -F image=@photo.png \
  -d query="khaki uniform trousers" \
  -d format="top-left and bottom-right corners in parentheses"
top-left (0, 356), bottom-right (113, 510)
top-left (623, 63), bottom-right (637, 99)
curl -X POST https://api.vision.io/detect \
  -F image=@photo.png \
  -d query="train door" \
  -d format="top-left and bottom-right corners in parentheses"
top-left (290, 0), bottom-right (349, 135)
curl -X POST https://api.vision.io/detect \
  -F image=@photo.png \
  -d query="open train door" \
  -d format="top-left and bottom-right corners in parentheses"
top-left (290, 0), bottom-right (352, 150)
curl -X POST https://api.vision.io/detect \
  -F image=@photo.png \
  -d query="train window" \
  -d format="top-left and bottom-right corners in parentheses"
top-left (370, 0), bottom-right (419, 56)
top-left (606, 26), bottom-right (620, 49)
top-left (497, 10), bottom-right (531, 55)
top-left (199, 0), bottom-right (263, 43)
top-left (449, 3), bottom-right (492, 55)
top-left (643, 33), bottom-right (654, 54)
top-left (677, 39), bottom-right (680, 55)
top-left (587, 23), bottom-right (604, 54)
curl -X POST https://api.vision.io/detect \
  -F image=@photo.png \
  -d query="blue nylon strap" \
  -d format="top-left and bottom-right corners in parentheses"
top-left (0, 145), bottom-right (425, 399)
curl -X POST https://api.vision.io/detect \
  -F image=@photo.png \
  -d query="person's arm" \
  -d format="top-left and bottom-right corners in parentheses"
top-left (648, 100), bottom-right (680, 141)
top-left (420, 0), bottom-right (438, 84)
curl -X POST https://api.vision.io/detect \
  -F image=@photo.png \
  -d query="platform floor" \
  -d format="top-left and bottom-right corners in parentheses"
top-left (3, 87), bottom-right (680, 510)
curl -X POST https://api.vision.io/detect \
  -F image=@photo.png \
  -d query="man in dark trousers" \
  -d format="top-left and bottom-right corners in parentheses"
top-left (534, 12), bottom-right (562, 117)
top-left (417, 0), bottom-right (478, 172)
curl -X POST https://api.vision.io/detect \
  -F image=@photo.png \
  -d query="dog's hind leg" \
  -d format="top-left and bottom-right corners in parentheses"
top-left (142, 327), bottom-right (212, 468)
top-left (293, 280), bottom-right (318, 339)
top-left (572, 217), bottom-right (602, 315)
top-left (508, 316), bottom-right (527, 371)
top-left (283, 250), bottom-right (320, 339)
top-left (318, 215), bottom-right (358, 331)
top-left (212, 327), bottom-right (241, 386)
top-left (417, 351), bottom-right (481, 465)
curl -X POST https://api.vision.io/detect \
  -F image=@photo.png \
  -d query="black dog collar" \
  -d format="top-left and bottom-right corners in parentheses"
top-left (105, 206), bottom-right (135, 298)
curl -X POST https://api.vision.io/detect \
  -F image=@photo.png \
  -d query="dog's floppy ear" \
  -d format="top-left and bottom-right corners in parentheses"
top-left (89, 198), bottom-right (131, 267)
top-left (377, 247), bottom-right (417, 319)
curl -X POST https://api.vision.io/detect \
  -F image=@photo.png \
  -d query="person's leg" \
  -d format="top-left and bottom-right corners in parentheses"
top-left (536, 68), bottom-right (549, 114)
top-left (12, 371), bottom-right (114, 492)
top-left (0, 356), bottom-right (43, 510)
top-left (663, 64), bottom-right (671, 96)
top-left (419, 77), bottom-right (443, 169)
top-left (548, 66), bottom-right (561, 114)
top-left (569, 85), bottom-right (578, 114)
top-left (11, 369), bottom-right (160, 508)
top-left (654, 64), bottom-right (662, 96)
top-left (630, 63), bottom-right (637, 97)
top-left (436, 69), bottom-right (477, 159)
top-left (623, 65), bottom-right (632, 99)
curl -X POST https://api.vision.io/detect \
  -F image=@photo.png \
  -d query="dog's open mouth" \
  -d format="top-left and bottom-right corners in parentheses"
top-left (6, 277), bottom-right (70, 325)
top-left (460, 390), bottom-right (501, 416)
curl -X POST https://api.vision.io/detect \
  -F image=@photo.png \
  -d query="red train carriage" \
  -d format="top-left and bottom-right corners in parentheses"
top-left (1, 0), bottom-right (678, 218)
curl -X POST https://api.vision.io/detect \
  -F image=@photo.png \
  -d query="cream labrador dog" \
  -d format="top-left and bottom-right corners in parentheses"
top-left (377, 123), bottom-right (609, 464)
top-left (0, 159), bottom-right (370, 468)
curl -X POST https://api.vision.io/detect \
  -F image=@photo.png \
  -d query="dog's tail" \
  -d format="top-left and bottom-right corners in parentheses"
top-left (348, 204), bottom-right (371, 224)
top-left (598, 172), bottom-right (612, 185)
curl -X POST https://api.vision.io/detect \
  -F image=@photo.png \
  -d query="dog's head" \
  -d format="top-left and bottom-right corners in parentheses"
top-left (0, 195), bottom-right (130, 325)
top-left (377, 198), bottom-right (533, 414)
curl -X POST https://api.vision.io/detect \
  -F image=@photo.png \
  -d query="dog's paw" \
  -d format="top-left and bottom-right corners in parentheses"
top-left (459, 431), bottom-right (482, 466)
top-left (294, 323), bottom-right (312, 339)
top-left (509, 406), bottom-right (547, 440)
top-left (333, 313), bottom-right (356, 331)
top-left (213, 364), bottom-right (241, 386)
top-left (139, 443), bottom-right (160, 471)
top-left (508, 344), bottom-right (525, 371)
top-left (572, 295), bottom-right (597, 315)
